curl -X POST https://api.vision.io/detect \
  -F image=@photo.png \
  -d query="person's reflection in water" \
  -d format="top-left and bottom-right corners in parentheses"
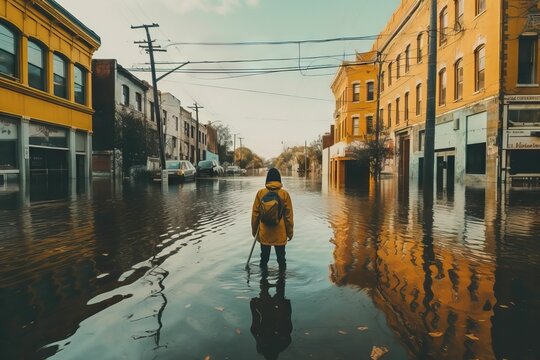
top-left (250, 271), bottom-right (292, 360)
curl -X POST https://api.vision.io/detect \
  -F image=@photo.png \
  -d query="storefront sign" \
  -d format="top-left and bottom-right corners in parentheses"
top-left (29, 123), bottom-right (68, 148)
top-left (506, 130), bottom-right (540, 149)
top-left (505, 95), bottom-right (540, 103)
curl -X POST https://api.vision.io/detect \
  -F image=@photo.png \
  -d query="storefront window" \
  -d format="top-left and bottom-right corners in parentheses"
top-left (508, 108), bottom-right (540, 127)
top-left (29, 122), bottom-right (68, 148)
top-left (0, 117), bottom-right (18, 170)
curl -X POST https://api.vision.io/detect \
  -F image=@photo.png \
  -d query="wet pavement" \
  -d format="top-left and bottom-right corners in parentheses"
top-left (0, 176), bottom-right (539, 359)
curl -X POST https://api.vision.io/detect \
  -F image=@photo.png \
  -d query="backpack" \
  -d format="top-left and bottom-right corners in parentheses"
top-left (259, 190), bottom-right (284, 226)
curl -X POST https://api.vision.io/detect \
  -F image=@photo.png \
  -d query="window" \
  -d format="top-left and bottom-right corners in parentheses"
top-left (387, 103), bottom-right (392, 129)
top-left (175, 116), bottom-right (179, 131)
top-left (0, 23), bottom-right (17, 78)
top-left (416, 84), bottom-right (422, 116)
top-left (419, 130), bottom-right (425, 151)
top-left (381, 72), bottom-right (385, 91)
top-left (53, 54), bottom-right (67, 99)
top-left (191, 125), bottom-right (194, 138)
top-left (352, 83), bottom-right (360, 102)
top-left (396, 54), bottom-right (401, 79)
top-left (404, 92), bottom-right (410, 121)
top-left (366, 115), bottom-right (374, 134)
top-left (379, 108), bottom-right (384, 128)
top-left (0, 116), bottom-right (18, 170)
top-left (518, 36), bottom-right (537, 84)
top-left (28, 40), bottom-right (46, 90)
top-left (476, 0), bottom-right (486, 15)
top-left (396, 97), bottom-right (400, 125)
top-left (136, 93), bottom-right (142, 111)
top-left (439, 68), bottom-right (447, 106)
top-left (417, 33), bottom-right (423, 63)
top-left (466, 143), bottom-right (486, 174)
top-left (352, 116), bottom-right (359, 136)
top-left (122, 84), bottom-right (130, 105)
top-left (367, 82), bottom-right (374, 101)
top-left (405, 45), bottom-right (410, 72)
top-left (455, 58), bottom-right (463, 100)
top-left (184, 121), bottom-right (189, 136)
top-left (150, 101), bottom-right (155, 121)
top-left (74, 65), bottom-right (86, 105)
top-left (388, 62), bottom-right (393, 86)
top-left (440, 7), bottom-right (448, 45)
top-left (475, 45), bottom-right (485, 91)
top-left (455, 0), bottom-right (464, 25)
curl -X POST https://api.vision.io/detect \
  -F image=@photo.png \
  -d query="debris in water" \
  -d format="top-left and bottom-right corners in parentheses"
top-left (185, 304), bottom-right (191, 309)
top-left (370, 346), bottom-right (389, 360)
top-left (465, 333), bottom-right (480, 341)
top-left (215, 306), bottom-right (225, 312)
top-left (338, 330), bottom-right (348, 335)
top-left (96, 273), bottom-right (109, 279)
top-left (357, 326), bottom-right (369, 331)
top-left (428, 332), bottom-right (444, 338)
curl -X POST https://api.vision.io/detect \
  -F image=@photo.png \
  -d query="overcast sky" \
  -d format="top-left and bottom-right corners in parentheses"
top-left (57, 0), bottom-right (400, 159)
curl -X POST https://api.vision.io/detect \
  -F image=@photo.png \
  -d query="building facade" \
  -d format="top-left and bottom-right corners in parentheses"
top-left (329, 0), bottom-right (540, 188)
top-left (0, 0), bottom-right (100, 184)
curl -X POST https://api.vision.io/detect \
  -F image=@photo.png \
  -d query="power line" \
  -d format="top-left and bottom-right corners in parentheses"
top-left (164, 35), bottom-right (379, 47)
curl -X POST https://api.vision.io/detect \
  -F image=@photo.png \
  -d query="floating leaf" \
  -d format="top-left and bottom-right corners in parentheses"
top-left (428, 332), bottom-right (444, 338)
top-left (357, 326), bottom-right (369, 331)
top-left (499, 304), bottom-right (509, 309)
top-left (185, 304), bottom-right (191, 309)
top-left (370, 345), bottom-right (389, 360)
top-left (305, 332), bottom-right (310, 336)
top-left (338, 330), bottom-right (348, 335)
top-left (102, 253), bottom-right (109, 256)
top-left (235, 328), bottom-right (241, 334)
top-left (96, 273), bottom-right (109, 279)
top-left (465, 333), bottom-right (480, 341)
top-left (215, 306), bottom-right (225, 312)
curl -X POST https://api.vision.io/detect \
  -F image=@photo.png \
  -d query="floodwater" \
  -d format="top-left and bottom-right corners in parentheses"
top-left (0, 176), bottom-right (539, 359)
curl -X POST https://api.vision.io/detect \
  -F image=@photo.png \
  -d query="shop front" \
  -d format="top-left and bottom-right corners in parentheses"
top-left (502, 96), bottom-right (540, 185)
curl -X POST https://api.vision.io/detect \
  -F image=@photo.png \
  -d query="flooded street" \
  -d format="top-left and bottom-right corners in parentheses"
top-left (1, 177), bottom-right (539, 359)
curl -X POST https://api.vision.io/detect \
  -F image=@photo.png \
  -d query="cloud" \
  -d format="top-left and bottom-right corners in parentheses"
top-left (161, 0), bottom-right (259, 15)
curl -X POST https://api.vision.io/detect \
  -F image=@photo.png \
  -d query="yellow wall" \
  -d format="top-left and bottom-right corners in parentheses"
top-left (376, 0), bottom-right (501, 132)
top-left (0, 0), bottom-right (99, 131)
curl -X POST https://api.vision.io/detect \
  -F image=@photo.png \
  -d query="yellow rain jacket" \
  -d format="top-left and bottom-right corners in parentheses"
top-left (251, 181), bottom-right (294, 246)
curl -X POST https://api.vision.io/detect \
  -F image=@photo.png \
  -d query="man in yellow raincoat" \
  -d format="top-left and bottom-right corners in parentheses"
top-left (251, 168), bottom-right (294, 269)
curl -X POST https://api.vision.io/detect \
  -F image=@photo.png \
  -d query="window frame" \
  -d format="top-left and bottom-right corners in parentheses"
top-left (352, 116), bottom-right (360, 136)
top-left (396, 54), bottom-right (401, 79)
top-left (404, 91), bottom-right (410, 121)
top-left (474, 45), bottom-right (486, 92)
top-left (438, 68), bottom-right (447, 106)
top-left (417, 33), bottom-right (423, 63)
top-left (475, 0), bottom-right (486, 16)
top-left (454, 58), bottom-right (464, 100)
top-left (388, 62), bottom-right (393, 86)
top-left (27, 38), bottom-right (47, 91)
top-left (366, 81), bottom-right (374, 101)
top-left (53, 52), bottom-right (68, 99)
top-left (366, 115), bottom-right (374, 134)
top-left (122, 84), bottom-right (130, 106)
top-left (439, 6), bottom-right (448, 45)
top-left (517, 35), bottom-right (538, 85)
top-left (0, 21), bottom-right (19, 79)
top-left (74, 64), bottom-right (87, 105)
top-left (352, 82), bottom-right (360, 102)
top-left (455, 0), bottom-right (464, 25)
top-left (405, 45), bottom-right (411, 72)
top-left (387, 103), bottom-right (392, 129)
top-left (395, 97), bottom-right (400, 125)
top-left (415, 83), bottom-right (422, 116)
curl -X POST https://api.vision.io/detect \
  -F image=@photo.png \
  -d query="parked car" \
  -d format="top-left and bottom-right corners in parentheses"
top-left (154, 160), bottom-right (196, 182)
top-left (197, 160), bottom-right (224, 177)
top-left (226, 165), bottom-right (242, 176)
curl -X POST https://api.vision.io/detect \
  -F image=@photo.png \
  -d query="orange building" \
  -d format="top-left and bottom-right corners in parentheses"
top-left (328, 0), bottom-right (540, 187)
top-left (0, 0), bottom-right (100, 185)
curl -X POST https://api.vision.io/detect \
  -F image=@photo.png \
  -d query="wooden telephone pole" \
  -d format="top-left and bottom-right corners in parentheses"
top-left (188, 103), bottom-right (203, 165)
top-left (131, 23), bottom-right (167, 172)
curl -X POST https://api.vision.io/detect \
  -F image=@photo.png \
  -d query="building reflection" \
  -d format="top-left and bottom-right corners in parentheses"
top-left (326, 181), bottom-right (538, 359)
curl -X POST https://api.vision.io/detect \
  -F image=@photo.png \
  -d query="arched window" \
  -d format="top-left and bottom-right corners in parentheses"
top-left (474, 45), bottom-right (485, 91)
top-left (28, 39), bottom-right (46, 90)
top-left (415, 83), bottom-right (422, 116)
top-left (53, 53), bottom-right (68, 99)
top-left (74, 64), bottom-right (86, 104)
top-left (0, 22), bottom-right (18, 78)
top-left (438, 68), bottom-right (447, 106)
top-left (405, 45), bottom-right (411, 72)
top-left (439, 7), bottom-right (448, 45)
top-left (454, 58), bottom-right (463, 100)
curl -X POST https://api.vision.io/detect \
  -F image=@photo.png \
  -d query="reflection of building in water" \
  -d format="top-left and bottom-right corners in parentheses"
top-left (329, 184), bottom-right (499, 359)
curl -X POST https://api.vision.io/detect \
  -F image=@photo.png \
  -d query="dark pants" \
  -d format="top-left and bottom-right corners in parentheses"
top-left (260, 244), bottom-right (286, 268)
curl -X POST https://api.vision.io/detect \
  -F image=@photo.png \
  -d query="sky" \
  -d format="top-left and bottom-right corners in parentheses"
top-left (56, 0), bottom-right (400, 159)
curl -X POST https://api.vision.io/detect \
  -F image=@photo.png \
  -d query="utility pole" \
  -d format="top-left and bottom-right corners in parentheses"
top-left (233, 133), bottom-right (238, 165)
top-left (131, 23), bottom-right (167, 172)
top-left (188, 103), bottom-right (203, 165)
top-left (304, 140), bottom-right (307, 177)
top-left (374, 51), bottom-right (384, 181)
top-left (423, 0), bottom-right (438, 201)
top-left (238, 137), bottom-right (244, 168)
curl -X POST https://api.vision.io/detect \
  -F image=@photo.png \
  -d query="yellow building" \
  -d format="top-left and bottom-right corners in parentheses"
top-left (0, 0), bottom-right (100, 185)
top-left (329, 0), bottom-right (540, 187)
top-left (329, 52), bottom-right (378, 187)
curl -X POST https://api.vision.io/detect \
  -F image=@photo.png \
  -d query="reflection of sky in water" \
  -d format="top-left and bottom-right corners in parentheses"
top-left (0, 178), bottom-right (539, 359)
